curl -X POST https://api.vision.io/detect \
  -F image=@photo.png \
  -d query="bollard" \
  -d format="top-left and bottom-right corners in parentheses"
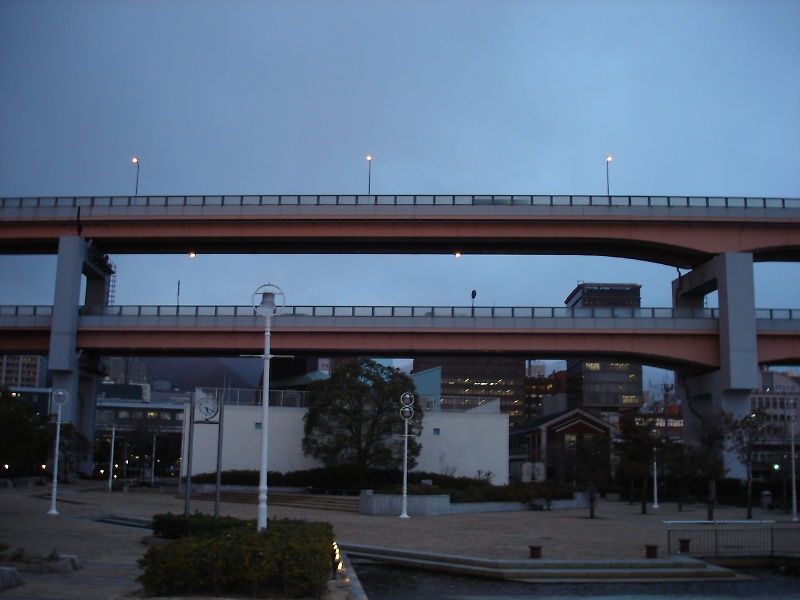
top-left (645, 544), bottom-right (658, 559)
top-left (529, 545), bottom-right (542, 559)
top-left (678, 538), bottom-right (691, 553)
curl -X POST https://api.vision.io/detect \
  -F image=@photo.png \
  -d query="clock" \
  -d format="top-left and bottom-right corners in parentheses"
top-left (196, 396), bottom-right (219, 420)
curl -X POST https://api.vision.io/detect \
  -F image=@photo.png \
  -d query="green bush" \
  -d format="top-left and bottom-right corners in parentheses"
top-left (138, 518), bottom-right (334, 598)
top-left (151, 512), bottom-right (249, 539)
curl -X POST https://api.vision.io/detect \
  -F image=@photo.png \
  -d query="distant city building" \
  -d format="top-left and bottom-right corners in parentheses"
top-left (1, 354), bottom-right (48, 388)
top-left (525, 368), bottom-right (568, 420)
top-left (750, 368), bottom-right (800, 481)
top-left (412, 355), bottom-right (526, 426)
top-left (564, 283), bottom-right (644, 418)
top-left (105, 357), bottom-right (148, 385)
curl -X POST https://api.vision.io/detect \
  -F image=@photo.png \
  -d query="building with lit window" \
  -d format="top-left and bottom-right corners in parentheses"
top-left (525, 365), bottom-right (568, 420)
top-left (749, 369), bottom-right (800, 482)
top-left (1, 355), bottom-right (48, 388)
top-left (412, 355), bottom-right (526, 426)
top-left (564, 283), bottom-right (644, 418)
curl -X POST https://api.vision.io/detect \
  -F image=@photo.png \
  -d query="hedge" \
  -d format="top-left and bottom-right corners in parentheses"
top-left (138, 517), bottom-right (334, 598)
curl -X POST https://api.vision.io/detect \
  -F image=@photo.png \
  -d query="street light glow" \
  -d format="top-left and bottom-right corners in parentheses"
top-left (131, 157), bottom-right (139, 164)
top-left (606, 155), bottom-right (613, 162)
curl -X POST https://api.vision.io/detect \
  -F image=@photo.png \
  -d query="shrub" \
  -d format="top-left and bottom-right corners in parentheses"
top-left (151, 512), bottom-right (248, 539)
top-left (138, 518), bottom-right (333, 598)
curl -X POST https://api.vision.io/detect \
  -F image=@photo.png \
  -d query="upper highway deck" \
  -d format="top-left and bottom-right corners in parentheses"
top-left (2, 194), bottom-right (799, 267)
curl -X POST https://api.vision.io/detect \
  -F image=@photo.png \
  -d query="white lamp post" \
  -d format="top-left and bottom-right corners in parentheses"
top-left (48, 389), bottom-right (69, 515)
top-left (399, 392), bottom-right (414, 519)
top-left (788, 398), bottom-right (798, 522)
top-left (252, 284), bottom-right (284, 531)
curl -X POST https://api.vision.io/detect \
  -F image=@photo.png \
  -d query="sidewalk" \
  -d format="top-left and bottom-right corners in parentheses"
top-left (0, 480), bottom-right (795, 598)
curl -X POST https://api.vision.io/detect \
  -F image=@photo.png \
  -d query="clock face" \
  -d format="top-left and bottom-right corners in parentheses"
top-left (196, 396), bottom-right (219, 420)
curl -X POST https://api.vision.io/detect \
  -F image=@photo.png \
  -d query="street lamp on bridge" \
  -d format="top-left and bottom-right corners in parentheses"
top-left (366, 154), bottom-right (373, 195)
top-left (131, 157), bottom-right (140, 197)
top-left (606, 155), bottom-right (613, 196)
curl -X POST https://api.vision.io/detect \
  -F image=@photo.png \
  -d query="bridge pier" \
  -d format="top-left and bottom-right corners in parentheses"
top-left (673, 252), bottom-right (758, 478)
top-left (48, 236), bottom-right (113, 473)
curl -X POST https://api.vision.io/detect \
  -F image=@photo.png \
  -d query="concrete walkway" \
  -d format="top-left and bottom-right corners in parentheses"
top-left (0, 480), bottom-right (795, 598)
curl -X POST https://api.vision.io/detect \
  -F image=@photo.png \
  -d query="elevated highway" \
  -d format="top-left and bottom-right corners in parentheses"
top-left (1, 194), bottom-right (799, 267)
top-left (2, 194), bottom-right (798, 475)
top-left (1, 304), bottom-right (798, 375)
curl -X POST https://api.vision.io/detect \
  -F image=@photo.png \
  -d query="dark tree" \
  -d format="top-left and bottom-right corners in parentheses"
top-left (618, 413), bottom-right (660, 514)
top-left (574, 433), bottom-right (611, 518)
top-left (660, 438), bottom-right (694, 511)
top-left (687, 414), bottom-right (726, 521)
top-left (0, 386), bottom-right (50, 477)
top-left (302, 359), bottom-right (423, 486)
top-left (723, 408), bottom-right (771, 519)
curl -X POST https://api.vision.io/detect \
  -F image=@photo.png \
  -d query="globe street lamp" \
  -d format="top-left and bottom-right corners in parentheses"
top-left (48, 389), bottom-right (69, 515)
top-left (606, 155), bottom-right (613, 196)
top-left (399, 392), bottom-right (414, 519)
top-left (252, 284), bottom-right (284, 531)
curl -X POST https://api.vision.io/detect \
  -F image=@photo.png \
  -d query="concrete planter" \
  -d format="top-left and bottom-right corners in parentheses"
top-left (358, 490), bottom-right (586, 516)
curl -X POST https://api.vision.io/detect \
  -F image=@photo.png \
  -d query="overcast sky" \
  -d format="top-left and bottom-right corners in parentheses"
top-left (1, 0), bottom-right (798, 314)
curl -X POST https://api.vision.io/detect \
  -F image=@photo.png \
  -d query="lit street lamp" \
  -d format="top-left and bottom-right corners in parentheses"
top-left (399, 392), bottom-right (414, 519)
top-left (366, 154), bottom-right (372, 195)
top-left (606, 155), bottom-right (613, 196)
top-left (132, 157), bottom-right (140, 197)
top-left (252, 283), bottom-right (284, 531)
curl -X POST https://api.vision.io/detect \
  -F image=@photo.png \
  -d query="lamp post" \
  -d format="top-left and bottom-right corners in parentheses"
top-left (252, 284), bottom-right (284, 531)
top-left (131, 157), bottom-right (140, 196)
top-left (366, 154), bottom-right (372, 195)
top-left (651, 428), bottom-right (659, 509)
top-left (788, 398), bottom-right (798, 522)
top-left (605, 155), bottom-right (613, 196)
top-left (48, 389), bottom-right (69, 515)
top-left (107, 424), bottom-right (116, 492)
top-left (399, 392), bottom-right (414, 519)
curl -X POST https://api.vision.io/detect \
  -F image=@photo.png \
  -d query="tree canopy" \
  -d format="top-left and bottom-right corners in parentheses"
top-left (723, 408), bottom-right (771, 519)
top-left (302, 359), bottom-right (422, 485)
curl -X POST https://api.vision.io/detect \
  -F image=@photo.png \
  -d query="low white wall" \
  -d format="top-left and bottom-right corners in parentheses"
top-left (184, 403), bottom-right (509, 484)
top-left (182, 405), bottom-right (319, 476)
top-left (415, 410), bottom-right (509, 485)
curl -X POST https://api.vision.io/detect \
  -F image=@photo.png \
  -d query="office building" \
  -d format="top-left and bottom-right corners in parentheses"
top-left (564, 283), bottom-right (644, 417)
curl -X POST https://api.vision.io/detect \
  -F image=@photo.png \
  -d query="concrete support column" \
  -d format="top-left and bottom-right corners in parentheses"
top-left (48, 236), bottom-right (108, 473)
top-left (49, 237), bottom-right (86, 426)
top-left (673, 253), bottom-right (758, 478)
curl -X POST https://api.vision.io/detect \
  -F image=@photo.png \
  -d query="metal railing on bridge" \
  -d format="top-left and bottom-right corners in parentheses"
top-left (665, 520), bottom-right (800, 556)
top-left (76, 304), bottom-right (727, 319)
top-left (2, 304), bottom-right (799, 321)
top-left (2, 194), bottom-right (799, 209)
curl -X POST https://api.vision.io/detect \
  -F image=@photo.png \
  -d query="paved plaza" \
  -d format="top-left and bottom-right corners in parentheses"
top-left (0, 480), bottom-right (794, 598)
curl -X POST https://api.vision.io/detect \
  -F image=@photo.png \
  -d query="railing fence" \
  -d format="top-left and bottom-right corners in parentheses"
top-left (665, 520), bottom-right (800, 556)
